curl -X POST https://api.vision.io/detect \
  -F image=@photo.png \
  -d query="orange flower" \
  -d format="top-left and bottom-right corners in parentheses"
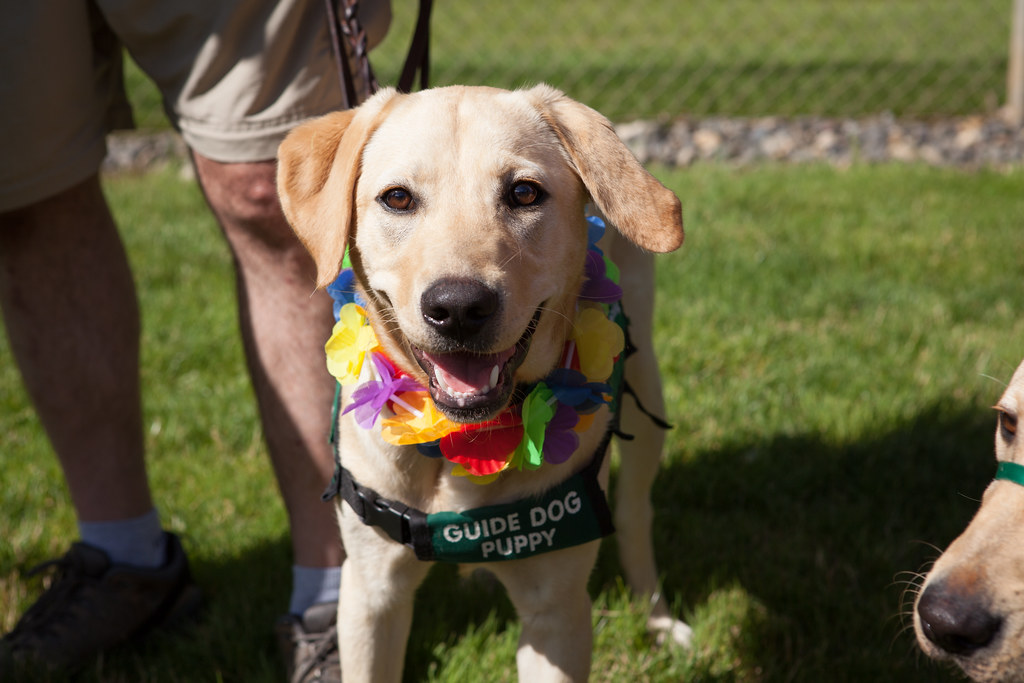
top-left (380, 391), bottom-right (460, 445)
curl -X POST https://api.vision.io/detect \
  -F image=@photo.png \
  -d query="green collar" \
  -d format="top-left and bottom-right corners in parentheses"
top-left (995, 460), bottom-right (1024, 486)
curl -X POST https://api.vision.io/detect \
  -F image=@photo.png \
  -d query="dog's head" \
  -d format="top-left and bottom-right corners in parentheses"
top-left (914, 358), bottom-right (1024, 681)
top-left (277, 85), bottom-right (682, 423)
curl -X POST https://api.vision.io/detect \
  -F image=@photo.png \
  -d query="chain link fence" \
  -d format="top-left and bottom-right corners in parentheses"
top-left (372, 0), bottom-right (1012, 122)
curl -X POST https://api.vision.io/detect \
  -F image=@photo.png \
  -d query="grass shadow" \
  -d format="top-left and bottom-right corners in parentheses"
top-left (586, 399), bottom-right (995, 681)
top-left (56, 535), bottom-right (294, 683)
top-left (24, 400), bottom-right (996, 682)
top-left (55, 529), bottom-right (519, 682)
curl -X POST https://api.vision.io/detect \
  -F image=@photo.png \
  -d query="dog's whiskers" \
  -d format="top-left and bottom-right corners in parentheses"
top-left (889, 563), bottom-right (932, 651)
top-left (498, 246), bottom-right (524, 269)
top-left (537, 304), bottom-right (573, 328)
top-left (911, 540), bottom-right (945, 557)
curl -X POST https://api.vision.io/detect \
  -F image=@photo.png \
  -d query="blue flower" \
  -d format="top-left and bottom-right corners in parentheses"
top-left (545, 368), bottom-right (610, 414)
top-left (326, 269), bottom-right (363, 321)
top-left (586, 215), bottom-right (606, 249)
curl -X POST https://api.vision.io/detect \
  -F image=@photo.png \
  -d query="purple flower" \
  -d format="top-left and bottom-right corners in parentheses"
top-left (580, 216), bottom-right (622, 303)
top-left (543, 403), bottom-right (580, 464)
top-left (579, 248), bottom-right (623, 303)
top-left (343, 353), bottom-right (421, 429)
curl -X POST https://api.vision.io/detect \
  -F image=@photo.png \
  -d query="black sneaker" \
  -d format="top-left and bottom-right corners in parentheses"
top-left (0, 532), bottom-right (202, 678)
top-left (275, 602), bottom-right (340, 683)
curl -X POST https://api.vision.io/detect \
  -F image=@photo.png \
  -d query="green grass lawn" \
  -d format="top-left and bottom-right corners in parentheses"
top-left (3, 161), bottom-right (1023, 681)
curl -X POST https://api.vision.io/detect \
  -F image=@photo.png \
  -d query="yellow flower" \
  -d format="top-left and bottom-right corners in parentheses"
top-left (325, 303), bottom-right (378, 384)
top-left (572, 306), bottom-right (624, 382)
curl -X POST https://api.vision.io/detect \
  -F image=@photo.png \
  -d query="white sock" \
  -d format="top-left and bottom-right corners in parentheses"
top-left (289, 565), bottom-right (342, 616)
top-left (77, 508), bottom-right (166, 569)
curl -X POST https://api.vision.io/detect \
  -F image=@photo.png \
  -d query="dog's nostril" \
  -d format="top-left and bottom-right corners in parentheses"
top-left (917, 583), bottom-right (1002, 657)
top-left (421, 278), bottom-right (500, 341)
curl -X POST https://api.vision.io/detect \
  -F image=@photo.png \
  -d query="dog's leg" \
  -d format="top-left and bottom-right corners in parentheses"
top-left (607, 235), bottom-right (693, 647)
top-left (336, 513), bottom-right (432, 682)
top-left (490, 544), bottom-right (601, 682)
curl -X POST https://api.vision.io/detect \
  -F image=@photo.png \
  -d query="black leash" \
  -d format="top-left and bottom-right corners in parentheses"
top-left (396, 0), bottom-right (432, 94)
top-left (323, 0), bottom-right (433, 108)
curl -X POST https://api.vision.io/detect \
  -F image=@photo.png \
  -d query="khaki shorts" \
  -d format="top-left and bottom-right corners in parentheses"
top-left (0, 0), bottom-right (390, 212)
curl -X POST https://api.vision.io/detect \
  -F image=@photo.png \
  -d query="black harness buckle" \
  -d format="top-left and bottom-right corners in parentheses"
top-left (361, 492), bottom-right (413, 546)
top-left (338, 467), bottom-right (434, 560)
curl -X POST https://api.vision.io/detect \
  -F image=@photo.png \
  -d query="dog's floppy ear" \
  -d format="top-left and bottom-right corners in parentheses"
top-left (277, 89), bottom-right (399, 287)
top-left (529, 85), bottom-right (683, 253)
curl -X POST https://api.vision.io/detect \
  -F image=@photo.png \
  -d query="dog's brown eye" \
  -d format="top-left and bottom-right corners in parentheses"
top-left (510, 181), bottom-right (542, 207)
top-left (381, 187), bottom-right (414, 211)
top-left (997, 407), bottom-right (1018, 439)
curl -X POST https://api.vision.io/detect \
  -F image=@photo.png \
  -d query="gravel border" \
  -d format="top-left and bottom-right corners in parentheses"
top-left (102, 131), bottom-right (190, 175)
top-left (102, 114), bottom-right (1024, 175)
top-left (615, 113), bottom-right (1024, 169)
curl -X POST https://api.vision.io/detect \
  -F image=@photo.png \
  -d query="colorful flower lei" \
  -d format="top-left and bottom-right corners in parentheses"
top-left (325, 216), bottom-right (625, 484)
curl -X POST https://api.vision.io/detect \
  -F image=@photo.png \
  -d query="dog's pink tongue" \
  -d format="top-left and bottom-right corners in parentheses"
top-left (427, 349), bottom-right (514, 396)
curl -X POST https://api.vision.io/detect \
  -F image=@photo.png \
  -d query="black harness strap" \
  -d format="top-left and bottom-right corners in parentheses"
top-left (332, 425), bottom-right (615, 562)
top-left (338, 465), bottom-right (435, 560)
top-left (573, 427), bottom-right (616, 537)
top-left (611, 312), bottom-right (673, 440)
top-left (618, 379), bottom-right (673, 434)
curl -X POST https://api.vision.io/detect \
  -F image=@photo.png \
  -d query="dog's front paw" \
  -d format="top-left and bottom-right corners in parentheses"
top-left (649, 614), bottom-right (694, 648)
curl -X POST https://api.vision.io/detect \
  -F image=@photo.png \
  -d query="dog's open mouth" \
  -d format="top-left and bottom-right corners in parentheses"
top-left (412, 309), bottom-right (542, 422)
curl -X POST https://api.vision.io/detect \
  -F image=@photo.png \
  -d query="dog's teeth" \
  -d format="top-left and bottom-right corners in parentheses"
top-left (432, 362), bottom-right (501, 404)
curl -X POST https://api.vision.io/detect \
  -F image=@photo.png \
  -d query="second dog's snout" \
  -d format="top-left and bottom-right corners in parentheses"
top-left (421, 278), bottom-right (500, 342)
top-left (917, 581), bottom-right (1002, 657)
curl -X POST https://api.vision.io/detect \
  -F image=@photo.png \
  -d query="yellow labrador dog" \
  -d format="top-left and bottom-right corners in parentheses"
top-left (278, 84), bottom-right (688, 681)
top-left (915, 358), bottom-right (1024, 681)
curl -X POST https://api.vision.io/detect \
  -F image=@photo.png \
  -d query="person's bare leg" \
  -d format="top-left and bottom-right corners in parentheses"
top-left (192, 153), bottom-right (343, 569)
top-left (0, 175), bottom-right (152, 522)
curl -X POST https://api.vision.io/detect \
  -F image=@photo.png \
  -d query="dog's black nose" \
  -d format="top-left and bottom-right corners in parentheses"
top-left (421, 278), bottom-right (500, 343)
top-left (917, 582), bottom-right (1002, 656)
